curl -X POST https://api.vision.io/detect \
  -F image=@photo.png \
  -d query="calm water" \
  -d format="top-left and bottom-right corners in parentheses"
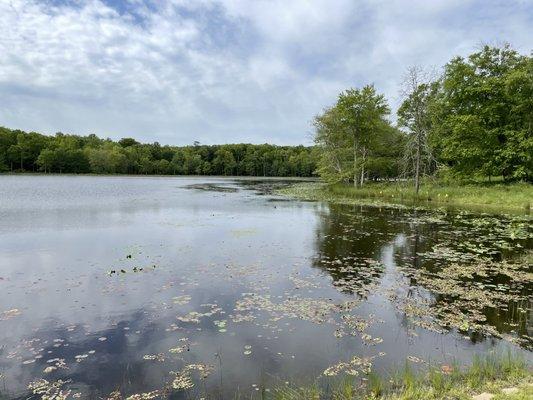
top-left (0, 176), bottom-right (531, 399)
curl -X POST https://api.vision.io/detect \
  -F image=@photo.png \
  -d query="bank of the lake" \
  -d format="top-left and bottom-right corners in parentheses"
top-left (278, 182), bottom-right (533, 213)
top-left (274, 353), bottom-right (532, 400)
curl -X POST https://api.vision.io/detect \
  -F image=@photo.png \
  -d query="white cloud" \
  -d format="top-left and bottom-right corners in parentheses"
top-left (0, 0), bottom-right (531, 144)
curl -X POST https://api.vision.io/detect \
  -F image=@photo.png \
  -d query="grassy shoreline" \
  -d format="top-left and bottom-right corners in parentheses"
top-left (271, 353), bottom-right (532, 400)
top-left (278, 181), bottom-right (533, 213)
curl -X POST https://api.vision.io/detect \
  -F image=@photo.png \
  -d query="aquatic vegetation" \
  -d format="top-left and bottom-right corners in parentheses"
top-left (170, 372), bottom-right (194, 390)
top-left (142, 354), bottom-right (165, 362)
top-left (170, 363), bottom-right (214, 391)
top-left (213, 319), bottom-right (227, 332)
top-left (176, 303), bottom-right (222, 324)
top-left (183, 183), bottom-right (239, 193)
top-left (235, 293), bottom-right (353, 325)
top-left (27, 379), bottom-right (71, 400)
top-left (323, 355), bottom-right (375, 376)
top-left (45, 359), bottom-right (67, 369)
top-left (0, 309), bottom-right (21, 321)
top-left (125, 390), bottom-right (161, 400)
top-left (231, 229), bottom-right (258, 237)
top-left (171, 295), bottom-right (191, 305)
top-left (168, 338), bottom-right (190, 354)
top-left (394, 252), bottom-right (532, 347)
top-left (289, 275), bottom-right (321, 289)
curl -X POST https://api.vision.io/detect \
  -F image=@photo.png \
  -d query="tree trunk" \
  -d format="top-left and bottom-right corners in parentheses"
top-left (353, 138), bottom-right (358, 188)
top-left (360, 148), bottom-right (366, 187)
top-left (415, 133), bottom-right (421, 195)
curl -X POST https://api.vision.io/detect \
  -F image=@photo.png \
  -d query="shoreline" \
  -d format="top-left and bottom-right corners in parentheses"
top-left (277, 182), bottom-right (533, 215)
top-left (273, 353), bottom-right (532, 399)
top-left (0, 172), bottom-right (319, 181)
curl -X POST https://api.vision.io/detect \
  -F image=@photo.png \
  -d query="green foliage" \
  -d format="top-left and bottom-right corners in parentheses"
top-left (0, 127), bottom-right (317, 177)
top-left (315, 44), bottom-right (532, 187)
top-left (314, 85), bottom-right (402, 185)
top-left (213, 148), bottom-right (236, 176)
top-left (432, 44), bottom-right (533, 181)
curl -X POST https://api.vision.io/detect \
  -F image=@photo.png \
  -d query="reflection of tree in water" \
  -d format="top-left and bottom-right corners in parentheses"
top-left (392, 211), bottom-right (532, 349)
top-left (311, 203), bottom-right (406, 296)
top-left (312, 203), bottom-right (531, 348)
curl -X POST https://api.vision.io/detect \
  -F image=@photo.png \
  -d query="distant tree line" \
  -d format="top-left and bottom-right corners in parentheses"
top-left (314, 44), bottom-right (533, 190)
top-left (0, 128), bottom-right (317, 177)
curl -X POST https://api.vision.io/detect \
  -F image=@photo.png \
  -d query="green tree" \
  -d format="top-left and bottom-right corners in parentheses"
top-left (0, 126), bottom-right (317, 177)
top-left (213, 148), bottom-right (236, 176)
top-left (314, 85), bottom-right (391, 185)
top-left (336, 85), bottom-right (390, 186)
top-left (432, 44), bottom-right (532, 181)
top-left (398, 66), bottom-right (438, 193)
top-left (87, 147), bottom-right (127, 174)
top-left (119, 138), bottom-right (140, 147)
top-left (314, 106), bottom-right (352, 183)
top-left (37, 149), bottom-right (57, 173)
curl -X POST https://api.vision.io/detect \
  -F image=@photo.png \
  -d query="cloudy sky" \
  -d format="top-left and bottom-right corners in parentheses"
top-left (0, 0), bottom-right (531, 145)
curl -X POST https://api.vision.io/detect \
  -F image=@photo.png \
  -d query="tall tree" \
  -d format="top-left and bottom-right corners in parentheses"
top-left (314, 106), bottom-right (351, 183)
top-left (398, 66), bottom-right (437, 194)
top-left (315, 85), bottom-right (391, 185)
top-left (336, 85), bottom-right (390, 187)
top-left (432, 44), bottom-right (532, 181)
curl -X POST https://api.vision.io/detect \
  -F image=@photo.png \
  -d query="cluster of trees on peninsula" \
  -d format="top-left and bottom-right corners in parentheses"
top-left (0, 128), bottom-right (317, 177)
top-left (314, 44), bottom-right (532, 190)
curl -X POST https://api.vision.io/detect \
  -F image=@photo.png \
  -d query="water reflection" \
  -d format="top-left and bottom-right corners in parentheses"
top-left (0, 176), bottom-right (530, 399)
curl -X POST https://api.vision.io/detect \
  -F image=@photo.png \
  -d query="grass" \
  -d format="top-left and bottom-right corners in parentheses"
top-left (278, 181), bottom-right (533, 213)
top-left (268, 352), bottom-right (532, 400)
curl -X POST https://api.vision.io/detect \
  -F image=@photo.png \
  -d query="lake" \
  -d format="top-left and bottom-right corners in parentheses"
top-left (0, 175), bottom-right (531, 399)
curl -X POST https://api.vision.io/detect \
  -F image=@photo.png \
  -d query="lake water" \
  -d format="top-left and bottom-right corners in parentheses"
top-left (0, 175), bottom-right (531, 399)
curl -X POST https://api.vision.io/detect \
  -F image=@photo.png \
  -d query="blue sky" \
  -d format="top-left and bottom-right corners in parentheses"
top-left (0, 0), bottom-right (531, 145)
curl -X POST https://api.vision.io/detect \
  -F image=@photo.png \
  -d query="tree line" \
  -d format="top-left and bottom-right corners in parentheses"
top-left (314, 44), bottom-right (532, 191)
top-left (1, 45), bottom-right (530, 184)
top-left (0, 128), bottom-right (317, 177)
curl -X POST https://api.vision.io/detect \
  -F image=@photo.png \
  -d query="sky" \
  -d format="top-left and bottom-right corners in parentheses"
top-left (0, 1), bottom-right (531, 145)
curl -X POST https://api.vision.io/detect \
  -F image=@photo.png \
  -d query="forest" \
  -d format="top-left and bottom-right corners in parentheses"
top-left (1, 45), bottom-right (531, 184)
top-left (0, 129), bottom-right (317, 177)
